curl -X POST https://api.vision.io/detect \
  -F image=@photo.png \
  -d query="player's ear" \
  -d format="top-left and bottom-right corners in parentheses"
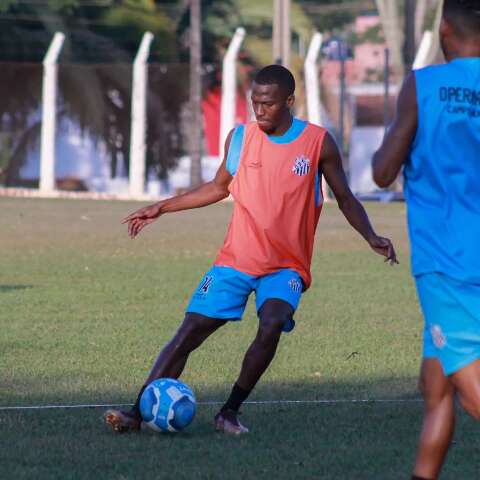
top-left (439, 17), bottom-right (453, 39)
top-left (286, 94), bottom-right (295, 109)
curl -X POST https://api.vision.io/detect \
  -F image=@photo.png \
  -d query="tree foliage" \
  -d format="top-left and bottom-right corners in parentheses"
top-left (0, 1), bottom-right (185, 186)
top-left (0, 0), bottom-right (177, 62)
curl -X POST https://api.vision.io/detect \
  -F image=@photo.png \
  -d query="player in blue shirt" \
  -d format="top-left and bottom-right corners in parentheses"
top-left (373, 1), bottom-right (480, 479)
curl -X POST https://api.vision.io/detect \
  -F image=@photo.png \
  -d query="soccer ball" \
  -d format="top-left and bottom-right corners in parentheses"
top-left (139, 378), bottom-right (196, 432)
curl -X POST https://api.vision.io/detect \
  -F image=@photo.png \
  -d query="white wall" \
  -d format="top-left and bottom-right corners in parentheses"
top-left (348, 126), bottom-right (384, 194)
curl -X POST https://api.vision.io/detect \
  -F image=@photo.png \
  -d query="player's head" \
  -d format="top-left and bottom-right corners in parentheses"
top-left (251, 65), bottom-right (295, 133)
top-left (440, 0), bottom-right (480, 59)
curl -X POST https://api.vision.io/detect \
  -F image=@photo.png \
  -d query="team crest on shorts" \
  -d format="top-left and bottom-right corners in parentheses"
top-left (292, 156), bottom-right (311, 176)
top-left (199, 276), bottom-right (213, 294)
top-left (288, 278), bottom-right (302, 293)
top-left (430, 324), bottom-right (446, 349)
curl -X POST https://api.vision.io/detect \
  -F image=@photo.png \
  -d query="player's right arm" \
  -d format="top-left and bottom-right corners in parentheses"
top-left (123, 129), bottom-right (234, 238)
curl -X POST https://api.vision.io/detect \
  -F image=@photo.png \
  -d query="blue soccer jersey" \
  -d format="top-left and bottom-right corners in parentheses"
top-left (404, 57), bottom-right (480, 283)
top-left (406, 57), bottom-right (480, 374)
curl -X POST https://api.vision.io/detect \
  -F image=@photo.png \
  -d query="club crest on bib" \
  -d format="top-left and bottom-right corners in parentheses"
top-left (292, 156), bottom-right (311, 176)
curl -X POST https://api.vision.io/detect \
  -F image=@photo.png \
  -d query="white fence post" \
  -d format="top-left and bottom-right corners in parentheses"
top-left (129, 32), bottom-right (154, 198)
top-left (413, 31), bottom-right (433, 70)
top-left (219, 27), bottom-right (245, 160)
top-left (305, 32), bottom-right (323, 126)
top-left (304, 32), bottom-right (330, 201)
top-left (39, 32), bottom-right (65, 194)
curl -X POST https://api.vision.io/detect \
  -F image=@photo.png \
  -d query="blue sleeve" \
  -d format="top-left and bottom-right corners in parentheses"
top-left (314, 170), bottom-right (321, 207)
top-left (226, 125), bottom-right (245, 176)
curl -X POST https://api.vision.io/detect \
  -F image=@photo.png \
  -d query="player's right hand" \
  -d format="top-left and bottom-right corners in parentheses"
top-left (122, 203), bottom-right (163, 238)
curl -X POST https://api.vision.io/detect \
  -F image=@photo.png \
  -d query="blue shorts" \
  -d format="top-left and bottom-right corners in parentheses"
top-left (186, 266), bottom-right (304, 332)
top-left (416, 272), bottom-right (480, 376)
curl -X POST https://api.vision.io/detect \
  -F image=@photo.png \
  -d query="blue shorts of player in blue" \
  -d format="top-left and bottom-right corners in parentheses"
top-left (416, 272), bottom-right (480, 376)
top-left (186, 266), bottom-right (304, 333)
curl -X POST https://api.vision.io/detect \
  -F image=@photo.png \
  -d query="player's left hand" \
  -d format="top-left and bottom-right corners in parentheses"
top-left (367, 235), bottom-right (398, 265)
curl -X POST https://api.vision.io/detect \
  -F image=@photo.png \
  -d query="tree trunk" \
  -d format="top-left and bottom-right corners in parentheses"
top-left (403, 0), bottom-right (416, 73)
top-left (189, 0), bottom-right (203, 187)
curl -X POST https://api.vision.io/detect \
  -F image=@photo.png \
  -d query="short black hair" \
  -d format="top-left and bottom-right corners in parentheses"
top-left (443, 0), bottom-right (480, 37)
top-left (253, 65), bottom-right (295, 97)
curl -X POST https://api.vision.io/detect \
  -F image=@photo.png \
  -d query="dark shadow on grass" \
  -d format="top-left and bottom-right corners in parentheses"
top-left (0, 284), bottom-right (33, 292)
top-left (1, 376), bottom-right (423, 409)
top-left (1, 378), bottom-right (479, 479)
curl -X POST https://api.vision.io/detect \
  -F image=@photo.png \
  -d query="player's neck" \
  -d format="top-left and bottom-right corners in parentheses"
top-left (268, 113), bottom-right (293, 137)
top-left (445, 40), bottom-right (480, 61)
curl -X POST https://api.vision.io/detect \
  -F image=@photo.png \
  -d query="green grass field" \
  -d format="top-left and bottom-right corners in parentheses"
top-left (1, 198), bottom-right (478, 479)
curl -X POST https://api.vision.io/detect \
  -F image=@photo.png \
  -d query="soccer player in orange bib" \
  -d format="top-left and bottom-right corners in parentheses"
top-left (105, 65), bottom-right (397, 434)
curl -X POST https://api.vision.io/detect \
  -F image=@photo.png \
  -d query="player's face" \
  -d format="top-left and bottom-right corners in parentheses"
top-left (251, 82), bottom-right (294, 133)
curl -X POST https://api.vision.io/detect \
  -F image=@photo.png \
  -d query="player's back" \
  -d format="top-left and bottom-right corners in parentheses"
top-left (404, 57), bottom-right (480, 283)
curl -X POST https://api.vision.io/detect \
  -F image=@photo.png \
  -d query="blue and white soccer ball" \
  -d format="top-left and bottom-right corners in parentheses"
top-left (139, 378), bottom-right (196, 432)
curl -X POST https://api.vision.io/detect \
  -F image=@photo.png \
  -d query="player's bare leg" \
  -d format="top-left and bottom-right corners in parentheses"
top-left (451, 359), bottom-right (480, 420)
top-left (215, 299), bottom-right (293, 435)
top-left (412, 359), bottom-right (455, 480)
top-left (105, 313), bottom-right (226, 433)
top-left (143, 313), bottom-right (227, 383)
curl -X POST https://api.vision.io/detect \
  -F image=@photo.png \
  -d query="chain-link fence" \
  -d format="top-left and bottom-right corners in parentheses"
top-left (0, 62), bottom-right (194, 194)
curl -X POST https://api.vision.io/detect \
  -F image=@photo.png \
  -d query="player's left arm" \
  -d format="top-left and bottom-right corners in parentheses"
top-left (320, 132), bottom-right (398, 264)
top-left (372, 73), bottom-right (418, 187)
